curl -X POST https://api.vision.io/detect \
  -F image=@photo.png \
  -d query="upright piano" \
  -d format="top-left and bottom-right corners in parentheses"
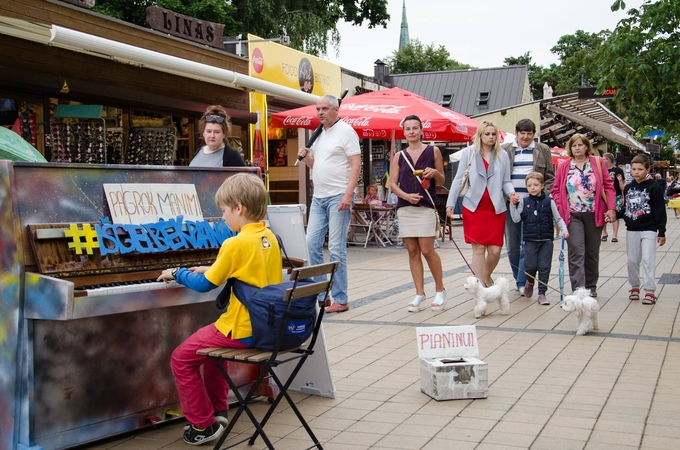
top-left (0, 161), bottom-right (261, 450)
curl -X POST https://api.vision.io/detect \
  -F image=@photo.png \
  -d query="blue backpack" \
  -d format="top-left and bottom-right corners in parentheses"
top-left (228, 279), bottom-right (317, 351)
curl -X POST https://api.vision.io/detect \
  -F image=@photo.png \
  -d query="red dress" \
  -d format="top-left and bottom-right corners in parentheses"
top-left (462, 159), bottom-right (506, 246)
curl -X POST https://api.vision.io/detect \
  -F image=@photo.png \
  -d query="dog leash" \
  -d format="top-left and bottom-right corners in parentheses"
top-left (451, 234), bottom-right (475, 276)
top-left (443, 217), bottom-right (566, 296)
top-left (522, 271), bottom-right (567, 298)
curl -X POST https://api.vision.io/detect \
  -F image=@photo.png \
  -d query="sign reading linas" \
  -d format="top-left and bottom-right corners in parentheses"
top-left (104, 183), bottom-right (204, 225)
top-left (146, 6), bottom-right (224, 49)
top-left (416, 325), bottom-right (479, 359)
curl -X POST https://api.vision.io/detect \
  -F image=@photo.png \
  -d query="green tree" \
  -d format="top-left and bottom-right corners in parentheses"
top-left (92, 0), bottom-right (389, 57)
top-left (504, 31), bottom-right (607, 100)
top-left (550, 30), bottom-right (609, 94)
top-left (503, 52), bottom-right (547, 100)
top-left (599, 0), bottom-right (680, 133)
top-left (385, 39), bottom-right (473, 74)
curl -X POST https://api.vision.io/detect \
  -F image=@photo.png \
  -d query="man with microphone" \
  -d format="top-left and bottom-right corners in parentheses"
top-left (297, 95), bottom-right (361, 313)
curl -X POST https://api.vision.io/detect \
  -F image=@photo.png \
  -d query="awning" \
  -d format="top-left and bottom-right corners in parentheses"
top-left (538, 93), bottom-right (644, 150)
top-left (0, 16), bottom-right (319, 106)
top-left (545, 104), bottom-right (645, 151)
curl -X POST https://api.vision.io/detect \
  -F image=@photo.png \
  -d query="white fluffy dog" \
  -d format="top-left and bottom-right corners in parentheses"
top-left (560, 288), bottom-right (600, 335)
top-left (463, 276), bottom-right (510, 319)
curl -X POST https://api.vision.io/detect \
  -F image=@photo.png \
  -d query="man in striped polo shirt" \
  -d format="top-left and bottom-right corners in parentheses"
top-left (501, 119), bottom-right (554, 296)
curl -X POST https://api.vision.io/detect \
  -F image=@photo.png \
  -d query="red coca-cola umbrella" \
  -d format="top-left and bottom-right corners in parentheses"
top-left (270, 87), bottom-right (478, 142)
top-left (552, 147), bottom-right (569, 166)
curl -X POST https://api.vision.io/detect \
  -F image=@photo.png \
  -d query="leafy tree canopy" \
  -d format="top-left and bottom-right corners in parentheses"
top-left (503, 52), bottom-right (547, 100)
top-left (550, 30), bottom-right (609, 94)
top-left (505, 30), bottom-right (608, 101)
top-left (92, 0), bottom-right (389, 57)
top-left (385, 39), bottom-right (474, 75)
top-left (598, 0), bottom-right (680, 133)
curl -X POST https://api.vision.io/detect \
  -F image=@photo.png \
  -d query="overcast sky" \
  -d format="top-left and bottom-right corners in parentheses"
top-left (326, 0), bottom-right (645, 76)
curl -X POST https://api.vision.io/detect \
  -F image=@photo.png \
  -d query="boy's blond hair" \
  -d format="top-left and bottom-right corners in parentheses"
top-left (215, 173), bottom-right (267, 220)
top-left (525, 171), bottom-right (544, 185)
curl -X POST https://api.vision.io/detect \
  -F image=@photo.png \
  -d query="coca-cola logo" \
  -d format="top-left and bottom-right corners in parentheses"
top-left (342, 116), bottom-right (371, 127)
top-left (345, 103), bottom-right (406, 114)
top-left (282, 116), bottom-right (313, 127)
top-left (252, 48), bottom-right (264, 74)
top-left (423, 131), bottom-right (438, 140)
top-left (298, 57), bottom-right (314, 93)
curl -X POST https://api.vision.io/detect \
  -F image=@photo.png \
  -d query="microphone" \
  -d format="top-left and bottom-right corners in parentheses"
top-left (295, 89), bottom-right (350, 166)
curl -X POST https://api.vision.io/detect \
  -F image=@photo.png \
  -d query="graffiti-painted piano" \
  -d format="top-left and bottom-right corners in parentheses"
top-left (0, 161), bottom-right (264, 450)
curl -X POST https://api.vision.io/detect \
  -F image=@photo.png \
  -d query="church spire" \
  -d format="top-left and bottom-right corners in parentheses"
top-left (399, 0), bottom-right (410, 51)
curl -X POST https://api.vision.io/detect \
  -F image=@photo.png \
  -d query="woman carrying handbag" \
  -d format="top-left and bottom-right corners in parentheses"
top-left (389, 115), bottom-right (447, 312)
top-left (446, 121), bottom-right (516, 287)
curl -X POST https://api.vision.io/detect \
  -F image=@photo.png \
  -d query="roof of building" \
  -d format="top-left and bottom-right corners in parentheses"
top-left (390, 65), bottom-right (531, 117)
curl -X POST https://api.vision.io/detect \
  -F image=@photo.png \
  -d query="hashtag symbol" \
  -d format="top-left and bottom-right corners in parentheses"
top-left (64, 223), bottom-right (100, 255)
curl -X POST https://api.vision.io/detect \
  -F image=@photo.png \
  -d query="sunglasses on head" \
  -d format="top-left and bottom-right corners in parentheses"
top-left (205, 114), bottom-right (226, 123)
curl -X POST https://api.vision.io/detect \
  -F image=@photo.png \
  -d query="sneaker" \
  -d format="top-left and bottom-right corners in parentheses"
top-left (537, 294), bottom-right (550, 305)
top-left (407, 294), bottom-right (427, 312)
top-left (184, 412), bottom-right (228, 432)
top-left (523, 283), bottom-right (534, 298)
top-left (590, 291), bottom-right (598, 298)
top-left (215, 411), bottom-right (228, 427)
top-left (325, 302), bottom-right (349, 313)
top-left (183, 421), bottom-right (224, 446)
top-left (518, 285), bottom-right (525, 297)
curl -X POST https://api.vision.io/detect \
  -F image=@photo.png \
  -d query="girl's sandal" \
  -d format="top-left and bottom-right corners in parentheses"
top-left (628, 288), bottom-right (640, 301)
top-left (642, 293), bottom-right (657, 305)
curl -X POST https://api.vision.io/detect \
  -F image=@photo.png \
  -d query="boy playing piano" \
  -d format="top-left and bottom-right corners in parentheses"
top-left (158, 173), bottom-right (282, 445)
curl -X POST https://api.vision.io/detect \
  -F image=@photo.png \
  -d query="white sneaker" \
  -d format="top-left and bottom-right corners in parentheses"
top-left (431, 291), bottom-right (447, 312)
top-left (407, 294), bottom-right (427, 312)
top-left (184, 412), bottom-right (228, 432)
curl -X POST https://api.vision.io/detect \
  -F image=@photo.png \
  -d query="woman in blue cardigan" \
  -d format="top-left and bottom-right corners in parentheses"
top-left (446, 121), bottom-right (516, 287)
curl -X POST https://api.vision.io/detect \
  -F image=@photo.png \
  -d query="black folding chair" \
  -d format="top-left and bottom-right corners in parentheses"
top-left (197, 261), bottom-right (338, 450)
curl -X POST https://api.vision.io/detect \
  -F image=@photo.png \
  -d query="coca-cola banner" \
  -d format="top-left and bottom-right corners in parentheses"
top-left (247, 33), bottom-right (341, 96)
top-left (270, 87), bottom-right (479, 143)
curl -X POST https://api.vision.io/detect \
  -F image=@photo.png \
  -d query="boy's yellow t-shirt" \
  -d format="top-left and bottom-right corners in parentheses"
top-left (204, 221), bottom-right (282, 340)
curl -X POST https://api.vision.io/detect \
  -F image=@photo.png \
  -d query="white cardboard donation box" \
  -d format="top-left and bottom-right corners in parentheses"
top-left (416, 326), bottom-right (488, 401)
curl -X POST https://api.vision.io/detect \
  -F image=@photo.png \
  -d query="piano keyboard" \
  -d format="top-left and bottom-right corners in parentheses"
top-left (78, 279), bottom-right (181, 297)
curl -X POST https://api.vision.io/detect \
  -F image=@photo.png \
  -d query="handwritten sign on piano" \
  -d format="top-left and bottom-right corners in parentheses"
top-left (104, 183), bottom-right (204, 224)
top-left (416, 325), bottom-right (479, 359)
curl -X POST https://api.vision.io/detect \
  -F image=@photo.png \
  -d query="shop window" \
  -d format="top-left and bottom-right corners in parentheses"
top-left (2, 99), bottom-right (43, 155)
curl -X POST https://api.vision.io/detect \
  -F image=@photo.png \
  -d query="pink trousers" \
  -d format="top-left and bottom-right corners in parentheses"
top-left (171, 323), bottom-right (251, 428)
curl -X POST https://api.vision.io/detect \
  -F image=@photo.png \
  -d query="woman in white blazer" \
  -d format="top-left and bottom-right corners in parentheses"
top-left (446, 121), bottom-right (516, 287)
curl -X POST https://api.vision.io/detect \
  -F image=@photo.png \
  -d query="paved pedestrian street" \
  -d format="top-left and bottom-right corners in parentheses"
top-left (80, 211), bottom-right (680, 450)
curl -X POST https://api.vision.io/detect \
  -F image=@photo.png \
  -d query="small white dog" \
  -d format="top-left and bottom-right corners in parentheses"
top-left (560, 287), bottom-right (600, 335)
top-left (463, 276), bottom-right (510, 319)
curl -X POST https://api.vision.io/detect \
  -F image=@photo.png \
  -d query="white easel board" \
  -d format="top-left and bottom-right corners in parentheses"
top-left (267, 204), bottom-right (336, 398)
